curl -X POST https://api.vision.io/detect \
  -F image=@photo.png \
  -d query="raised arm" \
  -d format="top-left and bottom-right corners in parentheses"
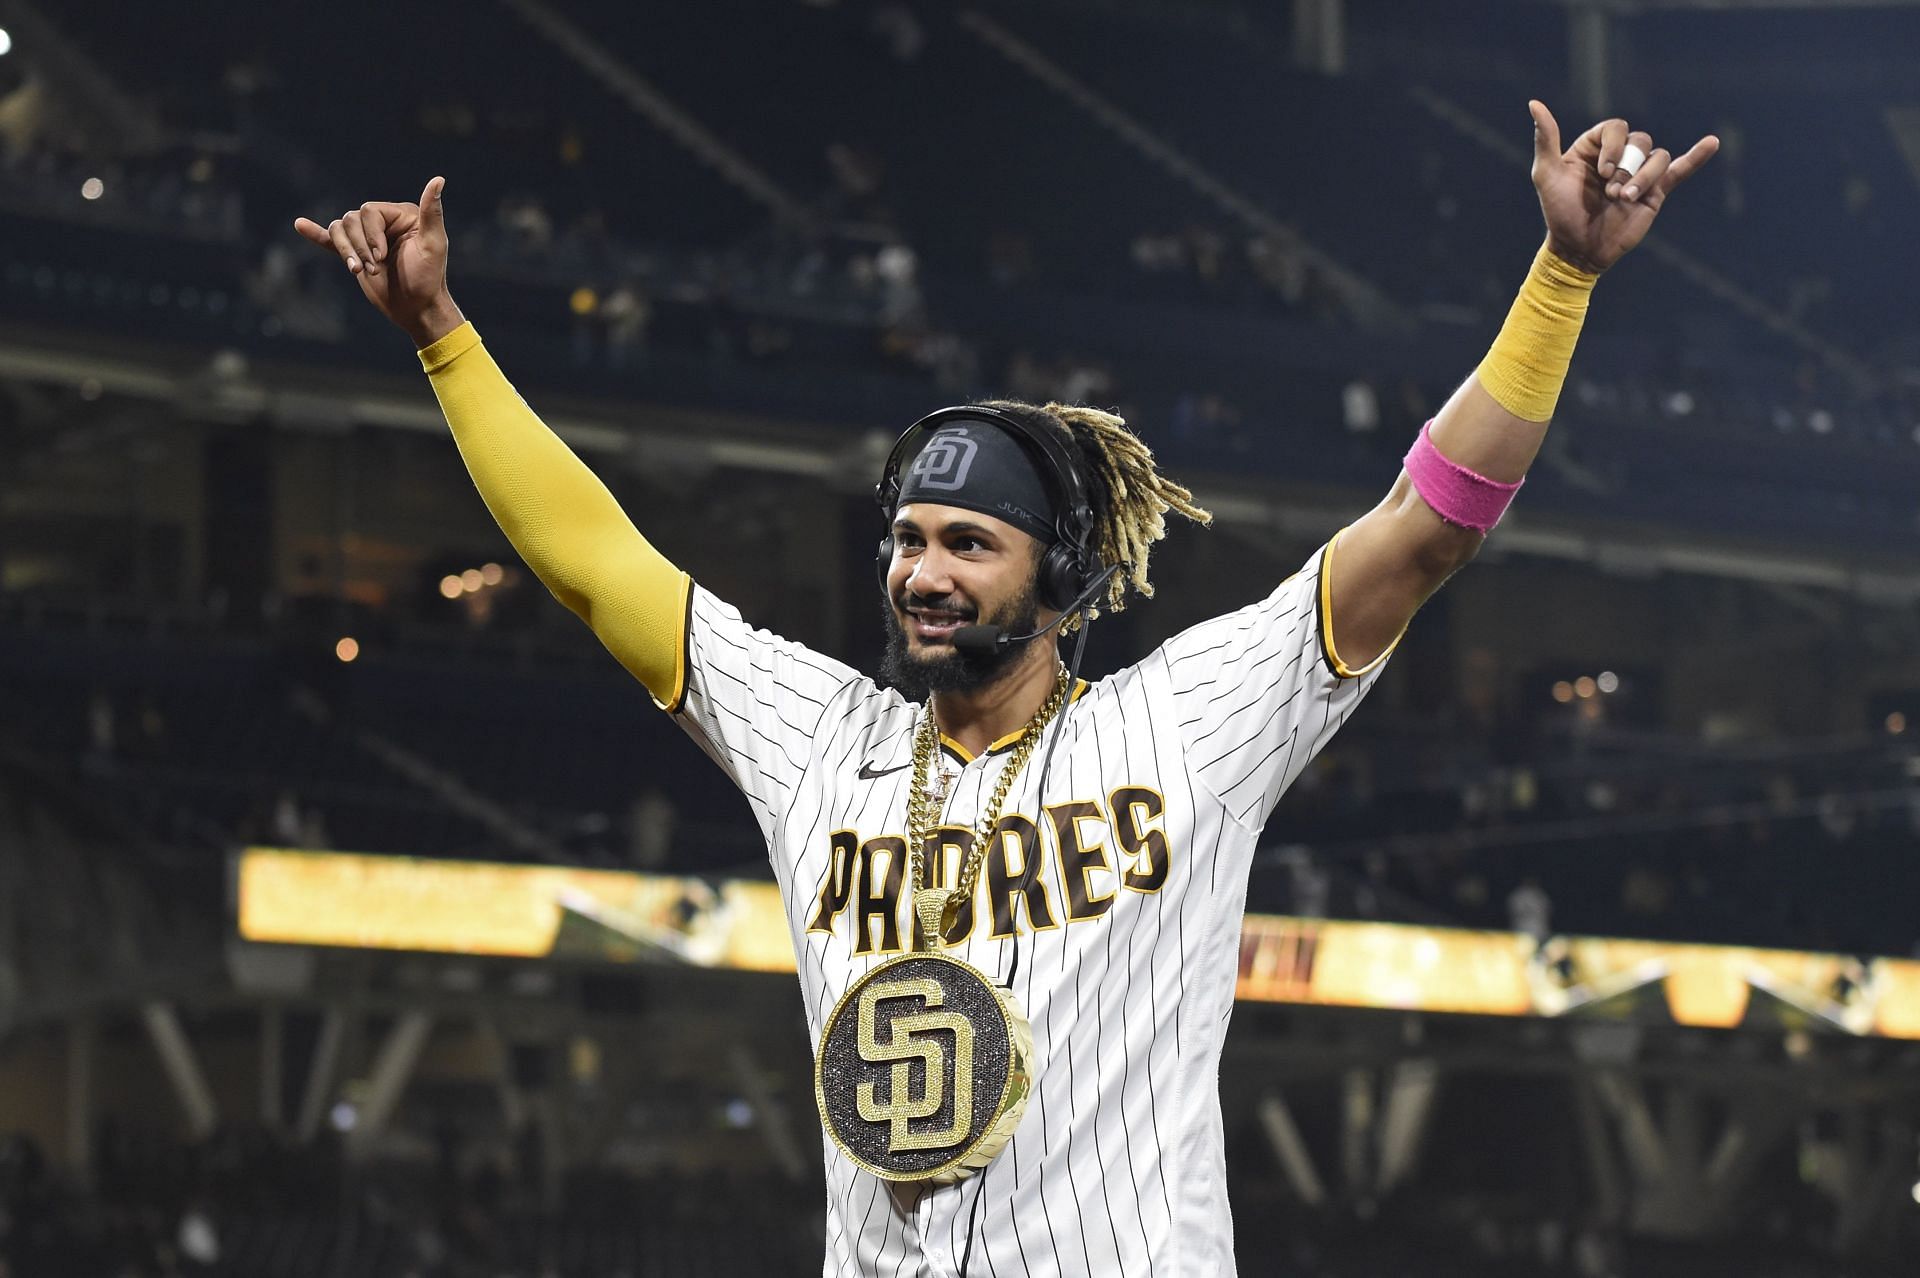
top-left (294, 180), bottom-right (689, 705)
top-left (1326, 102), bottom-right (1719, 672)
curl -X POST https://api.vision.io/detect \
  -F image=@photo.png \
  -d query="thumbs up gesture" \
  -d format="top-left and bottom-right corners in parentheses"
top-left (295, 176), bottom-right (464, 347)
top-left (1527, 101), bottom-right (1719, 275)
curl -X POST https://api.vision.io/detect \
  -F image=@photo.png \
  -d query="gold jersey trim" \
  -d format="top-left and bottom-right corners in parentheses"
top-left (1318, 528), bottom-right (1404, 680)
top-left (939, 680), bottom-right (1091, 764)
top-left (654, 572), bottom-right (696, 714)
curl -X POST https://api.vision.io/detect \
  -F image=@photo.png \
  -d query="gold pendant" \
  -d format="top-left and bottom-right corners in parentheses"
top-left (815, 952), bottom-right (1033, 1184)
top-left (913, 888), bottom-right (949, 951)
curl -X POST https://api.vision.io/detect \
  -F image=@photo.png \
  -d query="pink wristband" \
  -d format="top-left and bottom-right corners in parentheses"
top-left (1403, 420), bottom-right (1522, 534)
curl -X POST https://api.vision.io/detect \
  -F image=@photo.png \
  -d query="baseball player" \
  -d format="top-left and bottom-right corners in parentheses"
top-left (297, 101), bottom-right (1714, 1275)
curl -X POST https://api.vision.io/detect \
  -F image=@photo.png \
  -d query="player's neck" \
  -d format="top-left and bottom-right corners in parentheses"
top-left (932, 647), bottom-right (1062, 758)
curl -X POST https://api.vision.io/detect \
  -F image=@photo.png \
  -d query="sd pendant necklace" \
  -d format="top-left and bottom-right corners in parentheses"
top-left (813, 670), bottom-right (1069, 1184)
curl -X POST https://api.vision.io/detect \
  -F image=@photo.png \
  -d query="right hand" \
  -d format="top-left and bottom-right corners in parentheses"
top-left (1527, 102), bottom-right (1717, 276)
top-left (294, 176), bottom-right (463, 347)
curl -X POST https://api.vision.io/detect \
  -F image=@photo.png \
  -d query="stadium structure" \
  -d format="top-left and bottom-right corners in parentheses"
top-left (1, 0), bottom-right (1918, 1273)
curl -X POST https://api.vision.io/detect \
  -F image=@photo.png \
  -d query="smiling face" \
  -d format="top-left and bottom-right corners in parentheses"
top-left (879, 503), bottom-right (1054, 699)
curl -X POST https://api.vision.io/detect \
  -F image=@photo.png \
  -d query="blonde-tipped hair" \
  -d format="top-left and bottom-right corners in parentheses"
top-left (977, 399), bottom-right (1211, 617)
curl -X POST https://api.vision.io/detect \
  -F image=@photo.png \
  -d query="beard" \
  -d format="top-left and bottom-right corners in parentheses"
top-left (879, 578), bottom-right (1045, 702)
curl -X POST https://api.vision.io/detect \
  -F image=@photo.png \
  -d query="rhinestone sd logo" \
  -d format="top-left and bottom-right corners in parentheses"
top-left (815, 953), bottom-right (1033, 1183)
top-left (854, 975), bottom-right (975, 1150)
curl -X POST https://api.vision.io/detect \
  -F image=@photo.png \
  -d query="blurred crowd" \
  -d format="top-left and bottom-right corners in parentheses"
top-left (1, 1125), bottom-right (1902, 1278)
top-left (4, 610), bottom-right (1915, 959)
top-left (5, 0), bottom-right (1920, 956)
top-left (5, 0), bottom-right (1919, 484)
top-left (1273, 739), bottom-right (1920, 957)
top-left (0, 1126), bottom-right (817, 1278)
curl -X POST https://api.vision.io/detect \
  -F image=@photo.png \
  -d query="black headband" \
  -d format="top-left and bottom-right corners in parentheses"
top-left (894, 417), bottom-right (1058, 543)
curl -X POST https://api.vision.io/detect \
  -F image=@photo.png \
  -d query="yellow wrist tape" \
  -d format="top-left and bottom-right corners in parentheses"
top-left (1473, 245), bottom-right (1598, 424)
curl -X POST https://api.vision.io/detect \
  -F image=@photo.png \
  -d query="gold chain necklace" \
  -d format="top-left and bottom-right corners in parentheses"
top-left (811, 671), bottom-right (1066, 1184)
top-left (906, 668), bottom-right (1070, 949)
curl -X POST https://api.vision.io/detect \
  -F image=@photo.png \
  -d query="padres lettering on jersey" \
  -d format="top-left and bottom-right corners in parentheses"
top-left (805, 788), bottom-right (1169, 954)
top-left (670, 534), bottom-right (1393, 1278)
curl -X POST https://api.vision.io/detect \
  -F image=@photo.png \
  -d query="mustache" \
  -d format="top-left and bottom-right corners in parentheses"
top-left (896, 590), bottom-right (977, 619)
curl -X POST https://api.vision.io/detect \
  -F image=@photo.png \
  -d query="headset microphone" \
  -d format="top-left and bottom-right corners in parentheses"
top-left (949, 563), bottom-right (1122, 658)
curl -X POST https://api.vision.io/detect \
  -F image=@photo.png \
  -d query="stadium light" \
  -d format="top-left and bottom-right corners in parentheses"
top-left (81, 177), bottom-right (104, 201)
top-left (0, 28), bottom-right (13, 56)
top-left (335, 636), bottom-right (360, 663)
top-left (1911, 1178), bottom-right (1920, 1206)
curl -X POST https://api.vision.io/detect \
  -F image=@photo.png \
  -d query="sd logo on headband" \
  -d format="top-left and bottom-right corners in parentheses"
top-left (906, 428), bottom-right (979, 492)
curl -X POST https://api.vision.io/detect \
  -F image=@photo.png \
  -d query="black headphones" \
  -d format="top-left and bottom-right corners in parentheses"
top-left (875, 405), bottom-right (1101, 613)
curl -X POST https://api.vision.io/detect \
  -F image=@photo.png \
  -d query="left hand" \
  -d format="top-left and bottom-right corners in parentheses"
top-left (1530, 100), bottom-right (1719, 274)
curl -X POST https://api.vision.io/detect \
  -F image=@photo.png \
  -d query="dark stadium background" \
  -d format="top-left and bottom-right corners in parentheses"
top-left (2, 0), bottom-right (1919, 1273)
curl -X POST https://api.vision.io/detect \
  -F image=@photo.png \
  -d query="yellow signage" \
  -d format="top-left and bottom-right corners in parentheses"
top-left (1234, 916), bottom-right (1920, 1040)
top-left (237, 848), bottom-right (1920, 1040)
top-left (237, 846), bottom-right (793, 971)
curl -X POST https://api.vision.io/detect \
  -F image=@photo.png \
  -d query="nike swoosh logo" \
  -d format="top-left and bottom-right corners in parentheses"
top-left (857, 761), bottom-right (911, 781)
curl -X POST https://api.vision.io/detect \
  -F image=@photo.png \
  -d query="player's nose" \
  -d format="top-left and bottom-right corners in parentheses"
top-left (906, 547), bottom-right (957, 596)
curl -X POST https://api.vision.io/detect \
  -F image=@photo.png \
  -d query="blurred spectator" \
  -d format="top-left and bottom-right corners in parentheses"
top-left (985, 229), bottom-right (1033, 288)
top-left (1278, 845), bottom-right (1331, 918)
top-left (497, 197), bottom-right (555, 254)
top-left (601, 284), bottom-right (651, 369)
top-left (626, 789), bottom-right (676, 870)
top-left (176, 1200), bottom-right (218, 1271)
top-left (87, 687), bottom-right (116, 765)
top-left (1508, 877), bottom-right (1552, 945)
top-left (869, 4), bottom-right (927, 61)
top-left (1341, 379), bottom-right (1380, 434)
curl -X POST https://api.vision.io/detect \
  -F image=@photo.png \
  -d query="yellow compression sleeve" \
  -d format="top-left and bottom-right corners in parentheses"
top-left (1473, 245), bottom-right (1599, 423)
top-left (419, 323), bottom-right (691, 709)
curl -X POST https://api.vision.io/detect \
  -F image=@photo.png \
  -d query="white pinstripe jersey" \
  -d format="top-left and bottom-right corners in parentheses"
top-left (670, 533), bottom-right (1392, 1277)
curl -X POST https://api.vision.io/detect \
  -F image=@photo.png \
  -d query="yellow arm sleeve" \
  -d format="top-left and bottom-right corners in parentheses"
top-left (418, 322), bottom-right (691, 709)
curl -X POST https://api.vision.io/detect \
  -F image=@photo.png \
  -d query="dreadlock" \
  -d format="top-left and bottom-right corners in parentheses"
top-left (976, 399), bottom-right (1211, 617)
